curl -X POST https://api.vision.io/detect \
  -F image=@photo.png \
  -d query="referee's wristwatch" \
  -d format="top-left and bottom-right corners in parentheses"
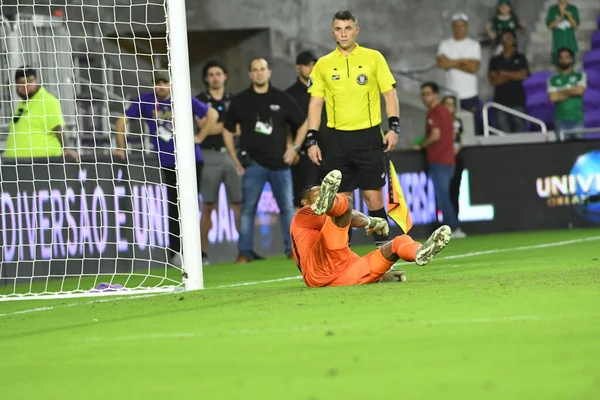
top-left (389, 117), bottom-right (400, 135)
top-left (305, 129), bottom-right (319, 149)
top-left (305, 139), bottom-right (318, 149)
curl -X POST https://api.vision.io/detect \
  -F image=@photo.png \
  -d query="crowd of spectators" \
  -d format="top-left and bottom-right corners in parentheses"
top-left (437, 0), bottom-right (588, 138)
top-left (2, 1), bottom-right (597, 263)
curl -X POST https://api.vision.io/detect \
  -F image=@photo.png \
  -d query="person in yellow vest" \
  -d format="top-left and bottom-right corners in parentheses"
top-left (306, 10), bottom-right (400, 248)
top-left (3, 67), bottom-right (78, 161)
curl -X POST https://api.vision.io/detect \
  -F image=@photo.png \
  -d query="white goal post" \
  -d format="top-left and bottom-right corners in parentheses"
top-left (0, 0), bottom-right (203, 300)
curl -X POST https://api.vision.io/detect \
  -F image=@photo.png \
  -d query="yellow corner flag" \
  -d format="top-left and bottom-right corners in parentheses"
top-left (387, 160), bottom-right (413, 234)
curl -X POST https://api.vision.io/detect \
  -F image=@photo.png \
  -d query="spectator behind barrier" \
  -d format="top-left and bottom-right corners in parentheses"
top-left (546, 0), bottom-right (580, 65)
top-left (488, 30), bottom-right (530, 133)
top-left (486, 0), bottom-right (526, 55)
top-left (437, 12), bottom-right (483, 135)
top-left (547, 47), bottom-right (587, 142)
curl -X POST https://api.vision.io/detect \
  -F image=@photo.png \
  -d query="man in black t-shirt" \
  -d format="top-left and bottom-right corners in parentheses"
top-left (285, 50), bottom-right (324, 210)
top-left (488, 30), bottom-right (530, 133)
top-left (196, 60), bottom-right (241, 266)
top-left (224, 57), bottom-right (308, 263)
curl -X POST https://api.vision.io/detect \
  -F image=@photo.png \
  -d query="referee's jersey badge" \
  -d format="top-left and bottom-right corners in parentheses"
top-left (307, 77), bottom-right (313, 88)
top-left (357, 73), bottom-right (368, 85)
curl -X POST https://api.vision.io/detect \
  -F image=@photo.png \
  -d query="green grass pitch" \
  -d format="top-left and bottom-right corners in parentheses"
top-left (1, 228), bottom-right (600, 400)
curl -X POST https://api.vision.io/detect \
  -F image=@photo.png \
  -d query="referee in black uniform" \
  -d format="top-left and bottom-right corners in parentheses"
top-left (306, 10), bottom-right (400, 247)
top-left (285, 50), bottom-right (324, 209)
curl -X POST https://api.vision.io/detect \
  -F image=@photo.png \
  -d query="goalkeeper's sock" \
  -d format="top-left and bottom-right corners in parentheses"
top-left (369, 208), bottom-right (389, 247)
top-left (326, 194), bottom-right (349, 218)
top-left (392, 235), bottom-right (421, 262)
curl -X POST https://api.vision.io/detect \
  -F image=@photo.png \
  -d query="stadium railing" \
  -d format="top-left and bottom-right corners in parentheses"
top-left (482, 102), bottom-right (548, 137)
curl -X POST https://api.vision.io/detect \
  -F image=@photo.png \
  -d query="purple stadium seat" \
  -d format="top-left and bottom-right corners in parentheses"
top-left (584, 89), bottom-right (600, 131)
top-left (584, 88), bottom-right (600, 108)
top-left (598, 12), bottom-right (600, 29)
top-left (525, 89), bottom-right (554, 130)
top-left (585, 112), bottom-right (600, 129)
top-left (583, 50), bottom-right (600, 70)
top-left (523, 71), bottom-right (552, 93)
top-left (528, 106), bottom-right (554, 129)
top-left (526, 90), bottom-right (551, 108)
top-left (586, 70), bottom-right (600, 90)
top-left (593, 31), bottom-right (600, 50)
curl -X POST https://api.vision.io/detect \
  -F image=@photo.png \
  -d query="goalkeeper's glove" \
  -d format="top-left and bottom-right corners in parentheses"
top-left (365, 217), bottom-right (389, 236)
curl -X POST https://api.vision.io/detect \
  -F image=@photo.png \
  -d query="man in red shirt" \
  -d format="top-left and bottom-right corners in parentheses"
top-left (416, 82), bottom-right (464, 238)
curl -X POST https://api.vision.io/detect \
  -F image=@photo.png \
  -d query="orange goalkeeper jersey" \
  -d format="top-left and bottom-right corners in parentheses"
top-left (289, 206), bottom-right (359, 287)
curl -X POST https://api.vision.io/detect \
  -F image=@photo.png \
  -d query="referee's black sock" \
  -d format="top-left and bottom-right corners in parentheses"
top-left (369, 207), bottom-right (389, 248)
top-left (348, 227), bottom-right (353, 247)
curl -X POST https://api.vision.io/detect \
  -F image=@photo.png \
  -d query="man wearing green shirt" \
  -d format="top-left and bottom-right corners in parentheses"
top-left (546, 0), bottom-right (580, 65)
top-left (547, 48), bottom-right (586, 142)
top-left (3, 67), bottom-right (77, 160)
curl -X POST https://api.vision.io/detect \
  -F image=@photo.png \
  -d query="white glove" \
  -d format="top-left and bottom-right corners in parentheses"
top-left (365, 217), bottom-right (389, 236)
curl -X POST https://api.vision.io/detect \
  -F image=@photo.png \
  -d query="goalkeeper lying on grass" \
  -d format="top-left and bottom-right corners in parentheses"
top-left (290, 170), bottom-right (451, 287)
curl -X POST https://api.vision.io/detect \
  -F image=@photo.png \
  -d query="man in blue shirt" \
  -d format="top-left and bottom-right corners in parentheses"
top-left (114, 71), bottom-right (218, 266)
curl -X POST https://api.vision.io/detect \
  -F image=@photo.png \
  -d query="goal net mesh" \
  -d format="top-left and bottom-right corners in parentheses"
top-left (0, 0), bottom-right (190, 300)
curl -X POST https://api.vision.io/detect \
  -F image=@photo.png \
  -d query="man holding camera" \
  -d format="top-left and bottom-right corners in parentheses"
top-left (223, 57), bottom-right (308, 263)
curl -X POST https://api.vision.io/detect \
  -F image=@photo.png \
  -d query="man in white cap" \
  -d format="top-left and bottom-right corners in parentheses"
top-left (436, 12), bottom-right (482, 135)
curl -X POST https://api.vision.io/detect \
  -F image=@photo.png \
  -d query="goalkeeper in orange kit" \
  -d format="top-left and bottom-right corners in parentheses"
top-left (290, 169), bottom-right (451, 287)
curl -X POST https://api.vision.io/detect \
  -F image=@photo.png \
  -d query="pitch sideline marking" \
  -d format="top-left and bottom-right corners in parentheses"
top-left (435, 235), bottom-right (600, 261)
top-left (213, 276), bottom-right (302, 289)
top-left (0, 293), bottom-right (165, 318)
top-left (70, 314), bottom-right (594, 344)
top-left (1, 235), bottom-right (599, 319)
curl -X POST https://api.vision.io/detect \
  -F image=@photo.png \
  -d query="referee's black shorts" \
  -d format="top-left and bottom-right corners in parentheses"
top-left (320, 125), bottom-right (386, 193)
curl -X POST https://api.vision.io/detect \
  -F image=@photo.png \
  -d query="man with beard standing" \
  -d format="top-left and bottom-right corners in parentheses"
top-left (196, 60), bottom-right (242, 265)
top-left (547, 47), bottom-right (587, 141)
top-left (286, 50), bottom-right (323, 210)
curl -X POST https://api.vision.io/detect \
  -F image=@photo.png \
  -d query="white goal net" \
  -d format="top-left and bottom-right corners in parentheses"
top-left (0, 0), bottom-right (203, 300)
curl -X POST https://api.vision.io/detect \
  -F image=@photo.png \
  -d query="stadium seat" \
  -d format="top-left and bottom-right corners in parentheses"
top-left (526, 90), bottom-right (554, 131)
top-left (523, 71), bottom-right (552, 93)
top-left (528, 107), bottom-right (554, 131)
top-left (526, 90), bottom-right (552, 108)
top-left (584, 88), bottom-right (600, 109)
top-left (584, 89), bottom-right (600, 132)
top-left (592, 31), bottom-right (600, 50)
top-left (585, 111), bottom-right (600, 129)
top-left (586, 69), bottom-right (600, 90)
top-left (583, 50), bottom-right (600, 70)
